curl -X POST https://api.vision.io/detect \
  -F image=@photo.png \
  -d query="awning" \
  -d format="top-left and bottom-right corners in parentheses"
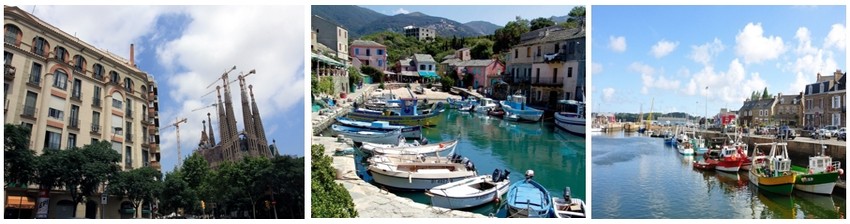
top-left (311, 53), bottom-right (345, 67)
top-left (417, 71), bottom-right (440, 79)
top-left (5, 196), bottom-right (35, 209)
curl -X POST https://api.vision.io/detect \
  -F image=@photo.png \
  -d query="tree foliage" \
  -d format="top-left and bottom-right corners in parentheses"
top-left (493, 16), bottom-right (530, 54)
top-left (311, 144), bottom-right (357, 218)
top-left (360, 66), bottom-right (384, 83)
top-left (761, 87), bottom-right (770, 99)
top-left (562, 6), bottom-right (586, 29)
top-left (470, 39), bottom-right (495, 59)
top-left (108, 167), bottom-right (162, 218)
top-left (160, 170), bottom-right (196, 216)
top-left (530, 17), bottom-right (556, 30)
top-left (4, 124), bottom-right (35, 187)
top-left (60, 142), bottom-right (121, 217)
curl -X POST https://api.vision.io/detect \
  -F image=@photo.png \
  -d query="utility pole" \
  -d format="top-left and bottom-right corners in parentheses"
top-left (705, 86), bottom-right (709, 130)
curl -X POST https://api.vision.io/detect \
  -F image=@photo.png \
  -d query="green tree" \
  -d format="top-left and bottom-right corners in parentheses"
top-left (4, 124), bottom-right (35, 188)
top-left (470, 39), bottom-right (495, 59)
top-left (439, 72), bottom-right (456, 92)
top-left (160, 170), bottom-right (196, 216)
top-left (348, 67), bottom-right (363, 89)
top-left (530, 17), bottom-right (556, 30)
top-left (493, 16), bottom-right (530, 54)
top-left (266, 156), bottom-right (305, 218)
top-left (563, 6), bottom-right (586, 29)
top-left (360, 66), bottom-right (384, 83)
top-left (181, 153), bottom-right (211, 214)
top-left (60, 142), bottom-right (121, 217)
top-left (236, 156), bottom-right (273, 219)
top-left (311, 144), bottom-right (357, 218)
top-left (108, 167), bottom-right (162, 218)
top-left (761, 87), bottom-right (770, 99)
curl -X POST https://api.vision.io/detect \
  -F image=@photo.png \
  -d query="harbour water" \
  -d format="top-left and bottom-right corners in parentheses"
top-left (330, 109), bottom-right (586, 217)
top-left (592, 132), bottom-right (846, 219)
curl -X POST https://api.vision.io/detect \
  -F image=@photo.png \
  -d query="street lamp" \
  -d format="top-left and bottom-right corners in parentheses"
top-left (705, 86), bottom-right (709, 130)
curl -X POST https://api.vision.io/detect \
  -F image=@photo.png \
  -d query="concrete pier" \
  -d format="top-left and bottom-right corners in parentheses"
top-left (313, 136), bottom-right (488, 218)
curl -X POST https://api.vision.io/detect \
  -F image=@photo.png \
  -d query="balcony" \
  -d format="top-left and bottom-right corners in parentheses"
top-left (148, 92), bottom-right (155, 100)
top-left (21, 105), bottom-right (37, 119)
top-left (150, 161), bottom-right (161, 170)
top-left (91, 97), bottom-right (101, 108)
top-left (27, 75), bottom-right (41, 88)
top-left (70, 93), bottom-right (82, 102)
top-left (4, 64), bottom-right (14, 80)
top-left (148, 108), bottom-right (155, 118)
top-left (68, 118), bottom-right (80, 130)
top-left (91, 124), bottom-right (101, 134)
top-left (149, 144), bottom-right (158, 154)
top-left (531, 77), bottom-right (563, 87)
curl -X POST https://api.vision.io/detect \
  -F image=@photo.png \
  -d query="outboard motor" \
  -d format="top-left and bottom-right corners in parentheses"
top-left (492, 169), bottom-right (502, 182)
top-left (564, 187), bottom-right (572, 203)
top-left (501, 170), bottom-right (511, 182)
top-left (460, 157), bottom-right (470, 165)
top-left (525, 170), bottom-right (535, 180)
top-left (465, 160), bottom-right (476, 171)
top-left (421, 137), bottom-right (429, 145)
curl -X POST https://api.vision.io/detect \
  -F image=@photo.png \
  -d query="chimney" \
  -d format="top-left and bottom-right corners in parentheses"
top-left (835, 69), bottom-right (842, 83)
top-left (129, 44), bottom-right (135, 67)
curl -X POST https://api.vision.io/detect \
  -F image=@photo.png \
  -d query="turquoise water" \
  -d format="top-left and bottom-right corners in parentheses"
top-left (592, 132), bottom-right (846, 219)
top-left (346, 109), bottom-right (587, 217)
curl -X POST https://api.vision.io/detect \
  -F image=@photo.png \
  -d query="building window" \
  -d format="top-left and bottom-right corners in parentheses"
top-left (4, 25), bottom-right (21, 45)
top-left (514, 49), bottom-right (518, 58)
top-left (48, 108), bottom-right (64, 120)
top-left (70, 105), bottom-right (79, 127)
top-left (366, 49), bottom-right (371, 56)
top-left (93, 64), bottom-right (104, 80)
top-left (113, 99), bottom-right (123, 109)
top-left (92, 111), bottom-right (100, 132)
top-left (142, 149), bottom-right (150, 167)
top-left (3, 51), bottom-right (11, 65)
top-left (45, 131), bottom-right (61, 150)
top-left (526, 47), bottom-right (531, 58)
top-left (32, 37), bottom-right (49, 57)
top-left (73, 55), bottom-right (86, 73)
top-left (24, 91), bottom-right (37, 117)
top-left (833, 113), bottom-right (841, 126)
top-left (54, 70), bottom-right (68, 90)
top-left (355, 48), bottom-right (359, 55)
top-left (126, 121), bottom-right (132, 139)
top-left (72, 79), bottom-right (82, 99)
top-left (833, 95), bottom-right (841, 109)
top-left (67, 133), bottom-right (77, 149)
top-left (29, 62), bottom-right (42, 84)
top-left (110, 71), bottom-right (120, 84)
top-left (125, 146), bottom-right (133, 168)
top-left (54, 46), bottom-right (68, 62)
top-left (124, 78), bottom-right (133, 92)
top-left (537, 46), bottom-right (541, 56)
top-left (419, 64), bottom-right (425, 70)
top-left (377, 49), bottom-right (384, 55)
top-left (378, 59), bottom-right (383, 67)
top-left (568, 67), bottom-right (573, 78)
top-left (536, 68), bottom-right (540, 83)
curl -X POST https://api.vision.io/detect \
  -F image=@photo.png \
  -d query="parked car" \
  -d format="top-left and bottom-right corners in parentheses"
top-left (824, 125), bottom-right (840, 136)
top-left (838, 128), bottom-right (846, 141)
top-left (776, 126), bottom-right (796, 140)
top-left (813, 129), bottom-right (831, 140)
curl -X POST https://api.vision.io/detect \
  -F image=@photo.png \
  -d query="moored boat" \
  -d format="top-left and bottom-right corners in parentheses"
top-left (336, 117), bottom-right (422, 139)
top-left (551, 187), bottom-right (586, 218)
top-left (791, 144), bottom-right (843, 195)
top-left (473, 98), bottom-right (498, 114)
top-left (693, 160), bottom-right (717, 170)
top-left (506, 170), bottom-right (552, 218)
top-left (554, 100), bottom-right (586, 136)
top-left (748, 142), bottom-right (796, 195)
top-left (331, 124), bottom-right (403, 145)
top-left (713, 145), bottom-right (745, 173)
top-left (426, 169), bottom-right (511, 209)
top-left (500, 94), bottom-right (544, 122)
top-left (347, 98), bottom-right (445, 127)
top-left (361, 139), bottom-right (458, 156)
top-left (368, 156), bottom-right (477, 190)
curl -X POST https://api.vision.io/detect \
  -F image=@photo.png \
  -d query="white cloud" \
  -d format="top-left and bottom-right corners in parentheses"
top-left (629, 62), bottom-right (679, 94)
top-left (602, 88), bottom-right (615, 102)
top-left (689, 38), bottom-right (725, 65)
top-left (392, 8), bottom-right (410, 15)
top-left (824, 24), bottom-right (846, 51)
top-left (734, 23), bottom-right (786, 64)
top-left (794, 27), bottom-right (818, 55)
top-left (608, 36), bottom-right (627, 53)
top-left (591, 62), bottom-right (603, 75)
top-left (782, 25), bottom-right (841, 94)
top-left (650, 40), bottom-right (678, 58)
top-left (685, 59), bottom-right (768, 105)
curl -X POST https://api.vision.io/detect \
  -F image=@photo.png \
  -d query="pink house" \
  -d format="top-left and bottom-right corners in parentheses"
top-left (452, 59), bottom-right (505, 89)
top-left (349, 40), bottom-right (387, 71)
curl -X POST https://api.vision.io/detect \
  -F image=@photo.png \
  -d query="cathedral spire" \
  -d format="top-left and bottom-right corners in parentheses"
top-left (250, 85), bottom-right (271, 157)
top-left (222, 72), bottom-right (241, 161)
top-left (200, 120), bottom-right (209, 147)
top-left (239, 75), bottom-right (257, 156)
top-left (207, 112), bottom-right (216, 145)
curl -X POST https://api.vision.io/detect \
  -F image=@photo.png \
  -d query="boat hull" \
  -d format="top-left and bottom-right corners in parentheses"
top-left (428, 176), bottom-right (510, 209)
top-left (554, 112), bottom-right (585, 136)
top-left (347, 110), bottom-right (444, 127)
top-left (501, 103), bottom-right (543, 122)
top-left (506, 180), bottom-right (551, 218)
top-left (748, 170), bottom-right (796, 195)
top-left (368, 165), bottom-right (476, 190)
top-left (792, 169), bottom-right (840, 195)
top-left (715, 160), bottom-right (744, 173)
top-left (332, 125), bottom-right (402, 145)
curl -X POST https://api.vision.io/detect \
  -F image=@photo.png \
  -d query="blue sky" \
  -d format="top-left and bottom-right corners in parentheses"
top-left (592, 6), bottom-right (846, 116)
top-left (363, 5), bottom-right (582, 26)
top-left (23, 5), bottom-right (306, 173)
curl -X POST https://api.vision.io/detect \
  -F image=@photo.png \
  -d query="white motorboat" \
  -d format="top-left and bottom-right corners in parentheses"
top-left (361, 139), bottom-right (458, 156)
top-left (554, 100), bottom-right (586, 136)
top-left (473, 98), bottom-right (498, 114)
top-left (426, 169), bottom-right (511, 209)
top-left (331, 124), bottom-right (403, 145)
top-left (551, 187), bottom-right (586, 218)
top-left (368, 157), bottom-right (478, 190)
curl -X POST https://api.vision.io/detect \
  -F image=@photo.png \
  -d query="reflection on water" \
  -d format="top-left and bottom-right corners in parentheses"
top-left (593, 132), bottom-right (845, 219)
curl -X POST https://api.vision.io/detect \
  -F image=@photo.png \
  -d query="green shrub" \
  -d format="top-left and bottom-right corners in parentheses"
top-left (310, 144), bottom-right (357, 218)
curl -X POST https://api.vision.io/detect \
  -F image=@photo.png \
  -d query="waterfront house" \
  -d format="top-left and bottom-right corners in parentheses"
top-left (738, 96), bottom-right (778, 128)
top-left (803, 70), bottom-right (845, 128)
top-left (311, 15), bottom-right (349, 62)
top-left (774, 92), bottom-right (803, 127)
top-left (412, 54), bottom-right (438, 81)
top-left (350, 40), bottom-right (388, 72)
top-left (505, 26), bottom-right (585, 107)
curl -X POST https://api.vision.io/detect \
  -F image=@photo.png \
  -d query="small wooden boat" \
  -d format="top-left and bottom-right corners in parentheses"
top-left (426, 169), bottom-right (511, 209)
top-left (500, 94), bottom-right (543, 122)
top-left (488, 108), bottom-right (505, 118)
top-left (791, 144), bottom-right (843, 195)
top-left (473, 98), bottom-right (498, 114)
top-left (748, 142), bottom-right (796, 195)
top-left (348, 98), bottom-right (445, 127)
top-left (336, 117), bottom-right (422, 139)
top-left (506, 170), bottom-right (551, 218)
top-left (331, 124), bottom-right (402, 145)
top-left (551, 187), bottom-right (586, 218)
top-left (554, 100), bottom-right (586, 136)
top-left (368, 156), bottom-right (477, 190)
top-left (361, 139), bottom-right (458, 156)
top-left (693, 160), bottom-right (717, 170)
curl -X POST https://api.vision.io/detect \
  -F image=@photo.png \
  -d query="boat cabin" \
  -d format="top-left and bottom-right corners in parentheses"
top-left (557, 100), bottom-right (585, 116)
top-left (504, 95), bottom-right (529, 110)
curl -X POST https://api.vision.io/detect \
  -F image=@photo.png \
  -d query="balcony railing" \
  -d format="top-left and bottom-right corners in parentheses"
top-left (27, 75), bottom-right (40, 86)
top-left (92, 97), bottom-right (101, 108)
top-left (126, 109), bottom-right (133, 119)
top-left (22, 105), bottom-right (37, 118)
top-left (4, 64), bottom-right (14, 80)
top-left (531, 77), bottom-right (564, 86)
top-left (125, 133), bottom-right (133, 143)
top-left (71, 93), bottom-right (81, 102)
top-left (91, 124), bottom-right (101, 133)
top-left (68, 118), bottom-right (80, 129)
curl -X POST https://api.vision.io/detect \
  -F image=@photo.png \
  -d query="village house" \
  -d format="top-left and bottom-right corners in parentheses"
top-left (803, 70), bottom-right (845, 128)
top-left (505, 26), bottom-right (586, 107)
top-left (349, 40), bottom-right (388, 72)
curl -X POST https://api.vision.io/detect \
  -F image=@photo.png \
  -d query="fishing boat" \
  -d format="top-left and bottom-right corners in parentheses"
top-left (347, 98), bottom-right (445, 127)
top-left (551, 187), bottom-right (586, 218)
top-left (368, 155), bottom-right (477, 190)
top-left (361, 139), bottom-right (458, 156)
top-left (506, 170), bottom-right (552, 218)
top-left (676, 139), bottom-right (694, 155)
top-left (712, 145), bottom-right (745, 173)
top-left (791, 144), bottom-right (843, 195)
top-left (447, 97), bottom-right (478, 110)
top-left (336, 117), bottom-right (422, 139)
top-left (693, 160), bottom-right (717, 170)
top-left (473, 98), bottom-right (499, 114)
top-left (554, 100), bottom-right (586, 136)
top-left (331, 124), bottom-right (403, 145)
top-left (426, 169), bottom-right (511, 209)
top-left (500, 94), bottom-right (544, 122)
top-left (748, 142), bottom-right (796, 195)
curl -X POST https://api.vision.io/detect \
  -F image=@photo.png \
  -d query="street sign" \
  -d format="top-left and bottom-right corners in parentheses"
top-left (101, 193), bottom-right (108, 205)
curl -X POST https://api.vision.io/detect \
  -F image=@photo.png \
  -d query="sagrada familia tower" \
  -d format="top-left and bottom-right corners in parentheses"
top-left (196, 70), bottom-right (274, 168)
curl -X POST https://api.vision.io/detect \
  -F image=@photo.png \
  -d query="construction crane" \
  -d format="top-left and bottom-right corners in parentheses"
top-left (191, 103), bottom-right (218, 112)
top-left (160, 117), bottom-right (188, 166)
top-left (200, 69), bottom-right (257, 99)
top-left (206, 66), bottom-right (237, 90)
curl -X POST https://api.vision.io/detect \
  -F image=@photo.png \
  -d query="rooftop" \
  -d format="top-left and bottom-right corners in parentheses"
top-left (350, 39), bottom-right (386, 48)
top-left (518, 26), bottom-right (585, 47)
top-left (413, 54), bottom-right (435, 63)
